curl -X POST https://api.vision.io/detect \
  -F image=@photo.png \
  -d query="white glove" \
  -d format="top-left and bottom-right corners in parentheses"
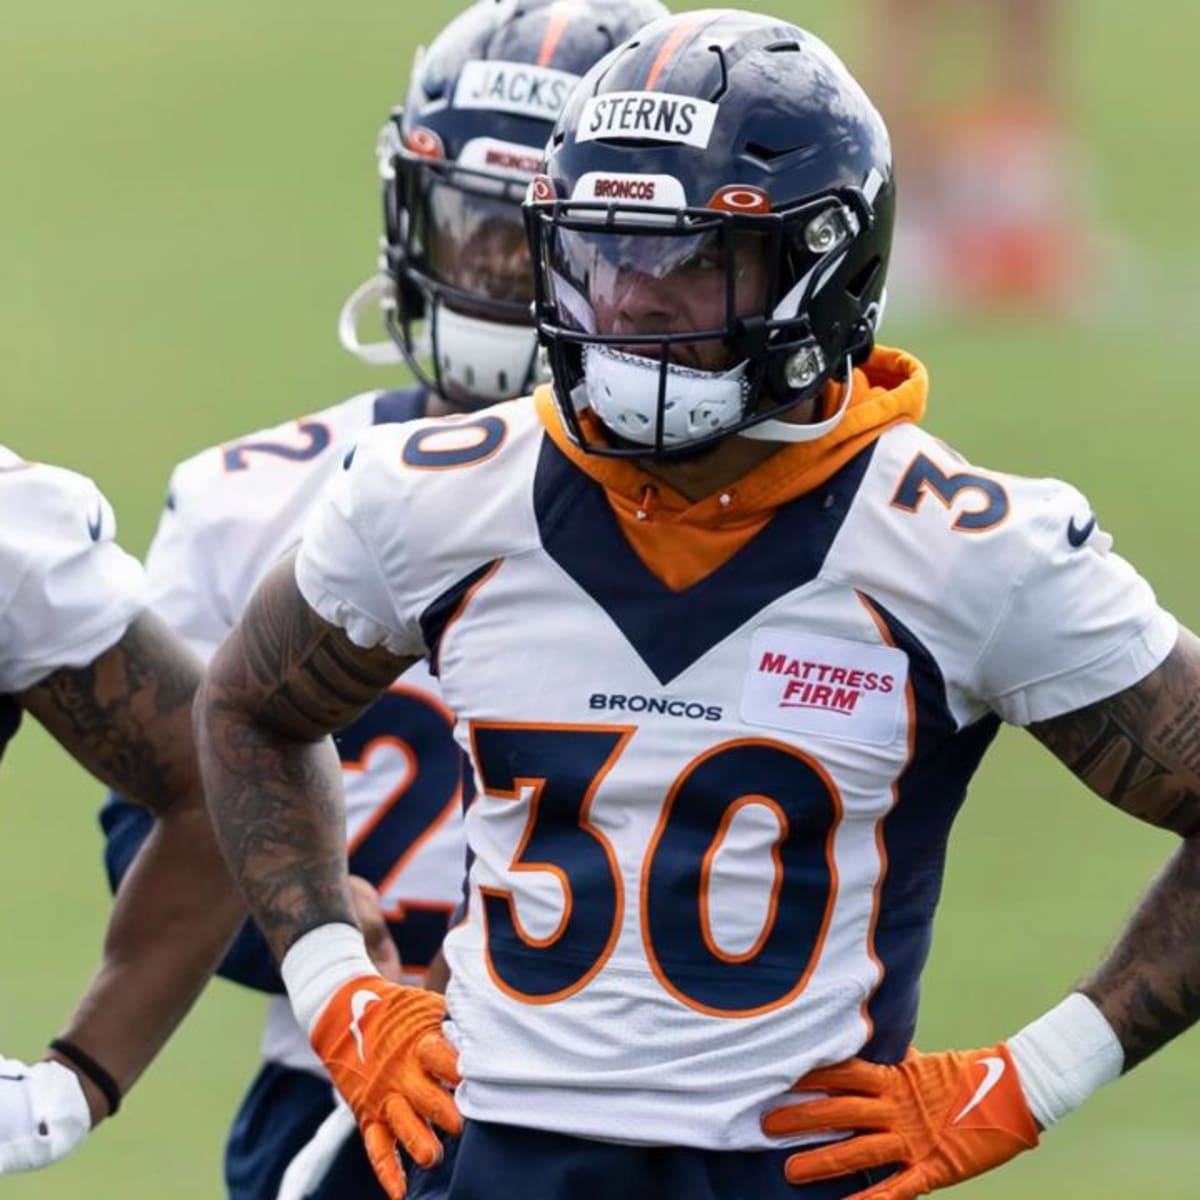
top-left (0, 1057), bottom-right (91, 1173)
top-left (276, 1092), bottom-right (357, 1200)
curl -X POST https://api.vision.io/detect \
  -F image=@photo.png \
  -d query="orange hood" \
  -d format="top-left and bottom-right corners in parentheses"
top-left (535, 345), bottom-right (928, 590)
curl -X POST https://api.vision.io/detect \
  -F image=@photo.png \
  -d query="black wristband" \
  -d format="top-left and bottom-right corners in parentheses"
top-left (48, 1038), bottom-right (122, 1117)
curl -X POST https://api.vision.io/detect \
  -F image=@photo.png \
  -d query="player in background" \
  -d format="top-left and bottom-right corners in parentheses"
top-left (0, 450), bottom-right (242, 1175)
top-left (99, 2), bottom-right (668, 1196)
top-left (194, 9), bottom-right (1200, 1200)
top-left (866, 0), bottom-right (1092, 313)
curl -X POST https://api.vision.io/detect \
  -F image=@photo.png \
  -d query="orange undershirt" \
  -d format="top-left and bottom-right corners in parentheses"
top-left (534, 346), bottom-right (929, 591)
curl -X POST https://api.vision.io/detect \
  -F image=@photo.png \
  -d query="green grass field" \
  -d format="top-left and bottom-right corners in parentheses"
top-left (2, 1), bottom-right (1198, 1195)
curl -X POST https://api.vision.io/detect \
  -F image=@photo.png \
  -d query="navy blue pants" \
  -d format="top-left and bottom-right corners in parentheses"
top-left (224, 1062), bottom-right (387, 1199)
top-left (408, 1119), bottom-right (881, 1200)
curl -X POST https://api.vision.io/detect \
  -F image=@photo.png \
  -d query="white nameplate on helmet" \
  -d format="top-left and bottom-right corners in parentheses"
top-left (572, 172), bottom-right (687, 207)
top-left (577, 92), bottom-right (719, 149)
top-left (741, 628), bottom-right (908, 746)
top-left (459, 137), bottom-right (544, 179)
top-left (455, 60), bottom-right (581, 122)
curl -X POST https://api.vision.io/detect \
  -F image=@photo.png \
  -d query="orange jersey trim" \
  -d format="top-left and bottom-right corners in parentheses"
top-left (435, 560), bottom-right (503, 672)
top-left (854, 592), bottom-right (917, 1044)
top-left (533, 346), bottom-right (929, 591)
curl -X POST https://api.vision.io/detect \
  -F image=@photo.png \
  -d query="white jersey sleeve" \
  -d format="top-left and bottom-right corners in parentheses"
top-left (143, 393), bottom-right (382, 662)
top-left (837, 425), bottom-right (1177, 729)
top-left (142, 476), bottom-right (235, 663)
top-left (972, 476), bottom-right (1177, 725)
top-left (295, 400), bottom-right (542, 657)
top-left (293, 436), bottom-right (417, 655)
top-left (0, 448), bottom-right (145, 694)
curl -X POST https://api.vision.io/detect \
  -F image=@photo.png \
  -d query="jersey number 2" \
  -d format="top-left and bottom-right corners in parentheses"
top-left (335, 687), bottom-right (462, 971)
top-left (223, 421), bottom-right (331, 472)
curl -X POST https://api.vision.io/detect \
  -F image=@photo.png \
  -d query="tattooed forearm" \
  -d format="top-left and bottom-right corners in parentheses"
top-left (20, 612), bottom-right (202, 812)
top-left (196, 554), bottom-right (411, 960)
top-left (1030, 628), bottom-right (1200, 1069)
top-left (1077, 841), bottom-right (1200, 1068)
top-left (18, 613), bottom-right (244, 1105)
top-left (1030, 628), bottom-right (1200, 836)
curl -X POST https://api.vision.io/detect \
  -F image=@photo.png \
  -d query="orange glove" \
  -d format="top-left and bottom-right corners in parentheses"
top-left (761, 1045), bottom-right (1039, 1199)
top-left (310, 975), bottom-right (462, 1199)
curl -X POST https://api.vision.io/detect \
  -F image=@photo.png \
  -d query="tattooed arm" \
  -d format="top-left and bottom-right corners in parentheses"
top-left (194, 553), bottom-right (413, 961)
top-left (18, 612), bottom-right (242, 1121)
top-left (1029, 626), bottom-right (1200, 1069)
top-left (196, 558), bottom-right (461, 1199)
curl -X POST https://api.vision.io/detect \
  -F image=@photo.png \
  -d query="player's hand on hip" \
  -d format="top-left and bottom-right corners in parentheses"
top-left (761, 1045), bottom-right (1039, 1199)
top-left (348, 876), bottom-right (403, 982)
top-left (0, 1057), bottom-right (90, 1173)
top-left (310, 977), bottom-right (462, 1200)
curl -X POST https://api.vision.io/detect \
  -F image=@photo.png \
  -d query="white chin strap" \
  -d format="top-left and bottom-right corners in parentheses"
top-left (433, 303), bottom-right (541, 402)
top-left (737, 357), bottom-right (855, 443)
top-left (579, 345), bottom-right (751, 448)
top-left (337, 275), bottom-right (406, 366)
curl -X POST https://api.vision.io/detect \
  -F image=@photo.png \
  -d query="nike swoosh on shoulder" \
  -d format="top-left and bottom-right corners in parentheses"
top-left (1067, 514), bottom-right (1097, 548)
top-left (952, 1055), bottom-right (1007, 1124)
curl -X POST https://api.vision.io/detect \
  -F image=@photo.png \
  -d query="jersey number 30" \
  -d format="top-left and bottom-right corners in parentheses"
top-left (471, 723), bottom-right (841, 1018)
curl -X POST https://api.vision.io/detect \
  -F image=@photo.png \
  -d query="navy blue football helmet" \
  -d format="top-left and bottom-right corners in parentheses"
top-left (353, 0), bottom-right (668, 408)
top-left (524, 9), bottom-right (895, 455)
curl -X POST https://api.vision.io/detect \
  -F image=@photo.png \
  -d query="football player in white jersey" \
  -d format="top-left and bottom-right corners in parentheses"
top-left (193, 10), bottom-right (1200, 1200)
top-left (0, 449), bottom-right (241, 1174)
top-left (98, 3), bottom-right (668, 1196)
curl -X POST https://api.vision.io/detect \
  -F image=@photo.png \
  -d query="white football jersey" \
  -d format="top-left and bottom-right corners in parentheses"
top-left (294, 362), bottom-right (1176, 1149)
top-left (141, 390), bottom-right (468, 1074)
top-left (0, 446), bottom-right (144, 710)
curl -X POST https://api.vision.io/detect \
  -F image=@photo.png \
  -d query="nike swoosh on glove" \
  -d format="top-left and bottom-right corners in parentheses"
top-left (0, 1057), bottom-right (90, 1173)
top-left (309, 977), bottom-right (462, 1200)
top-left (761, 1045), bottom-right (1039, 1199)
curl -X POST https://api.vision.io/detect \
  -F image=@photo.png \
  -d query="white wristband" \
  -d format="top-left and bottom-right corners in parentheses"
top-left (280, 923), bottom-right (380, 1036)
top-left (1007, 993), bottom-right (1124, 1129)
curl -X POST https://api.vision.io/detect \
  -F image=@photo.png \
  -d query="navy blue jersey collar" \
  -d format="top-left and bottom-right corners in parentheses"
top-left (533, 438), bottom-right (877, 684)
top-left (372, 386), bottom-right (429, 426)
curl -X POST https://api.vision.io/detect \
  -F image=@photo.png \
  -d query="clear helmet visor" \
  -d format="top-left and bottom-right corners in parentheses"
top-left (527, 182), bottom-right (879, 457)
top-left (420, 180), bottom-right (535, 316)
top-left (544, 221), bottom-right (776, 367)
top-left (395, 141), bottom-right (544, 404)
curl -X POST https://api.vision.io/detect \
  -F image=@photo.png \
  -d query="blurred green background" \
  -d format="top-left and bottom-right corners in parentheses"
top-left (2, 0), bottom-right (1197, 1195)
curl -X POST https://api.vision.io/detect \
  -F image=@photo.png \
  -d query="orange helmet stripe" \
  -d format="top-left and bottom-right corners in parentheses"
top-left (536, 2), bottom-right (577, 67)
top-left (644, 15), bottom-right (707, 91)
